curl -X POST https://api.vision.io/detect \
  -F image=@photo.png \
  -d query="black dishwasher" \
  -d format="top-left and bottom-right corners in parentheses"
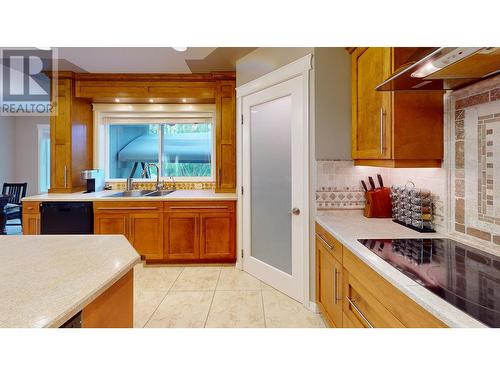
top-left (40, 202), bottom-right (94, 234)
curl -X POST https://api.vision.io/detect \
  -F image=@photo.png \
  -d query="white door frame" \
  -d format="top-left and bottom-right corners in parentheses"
top-left (235, 54), bottom-right (312, 307)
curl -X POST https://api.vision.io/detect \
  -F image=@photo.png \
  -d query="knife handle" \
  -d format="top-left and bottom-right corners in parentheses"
top-left (368, 176), bottom-right (376, 190)
top-left (361, 181), bottom-right (368, 192)
top-left (377, 174), bottom-right (384, 188)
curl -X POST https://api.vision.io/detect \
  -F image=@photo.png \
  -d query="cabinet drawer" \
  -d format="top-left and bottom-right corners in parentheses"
top-left (22, 201), bottom-right (40, 214)
top-left (343, 247), bottom-right (446, 328)
top-left (343, 268), bottom-right (404, 328)
top-left (315, 223), bottom-right (342, 263)
top-left (94, 201), bottom-right (162, 212)
top-left (164, 200), bottom-right (235, 212)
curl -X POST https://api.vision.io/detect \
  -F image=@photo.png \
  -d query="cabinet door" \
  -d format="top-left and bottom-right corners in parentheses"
top-left (199, 211), bottom-right (235, 260)
top-left (129, 212), bottom-right (163, 260)
top-left (316, 239), bottom-right (342, 327)
top-left (164, 212), bottom-right (199, 260)
top-left (215, 81), bottom-right (236, 192)
top-left (94, 212), bottom-right (130, 239)
top-left (351, 47), bottom-right (392, 160)
top-left (22, 213), bottom-right (40, 235)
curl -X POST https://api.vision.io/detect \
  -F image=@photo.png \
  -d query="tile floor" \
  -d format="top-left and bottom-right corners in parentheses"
top-left (134, 263), bottom-right (325, 328)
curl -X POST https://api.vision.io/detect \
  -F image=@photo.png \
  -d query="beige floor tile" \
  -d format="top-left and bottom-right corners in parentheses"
top-left (134, 264), bottom-right (184, 292)
top-left (205, 291), bottom-right (265, 328)
top-left (145, 291), bottom-right (214, 328)
top-left (260, 281), bottom-right (277, 291)
top-left (170, 267), bottom-right (221, 291)
top-left (262, 289), bottom-right (325, 328)
top-left (217, 267), bottom-right (261, 291)
top-left (134, 289), bottom-right (167, 328)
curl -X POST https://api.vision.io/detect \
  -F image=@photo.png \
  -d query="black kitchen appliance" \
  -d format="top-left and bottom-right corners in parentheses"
top-left (80, 169), bottom-right (104, 193)
top-left (40, 202), bottom-right (93, 234)
top-left (359, 238), bottom-right (500, 327)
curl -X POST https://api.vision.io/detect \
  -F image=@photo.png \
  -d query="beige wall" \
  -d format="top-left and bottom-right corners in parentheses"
top-left (314, 48), bottom-right (351, 160)
top-left (236, 47), bottom-right (314, 86)
top-left (0, 116), bottom-right (16, 185)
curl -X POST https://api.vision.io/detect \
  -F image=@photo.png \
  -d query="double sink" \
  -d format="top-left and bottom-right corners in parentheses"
top-left (108, 189), bottom-right (174, 198)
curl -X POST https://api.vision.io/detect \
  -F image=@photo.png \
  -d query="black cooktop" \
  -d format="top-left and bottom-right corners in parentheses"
top-left (358, 238), bottom-right (500, 327)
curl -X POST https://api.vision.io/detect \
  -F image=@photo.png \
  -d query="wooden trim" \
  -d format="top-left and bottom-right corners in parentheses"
top-left (82, 269), bottom-right (133, 328)
top-left (354, 159), bottom-right (442, 168)
top-left (74, 72), bottom-right (236, 82)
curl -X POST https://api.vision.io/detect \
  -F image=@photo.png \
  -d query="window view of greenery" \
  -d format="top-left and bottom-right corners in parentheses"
top-left (108, 123), bottom-right (212, 179)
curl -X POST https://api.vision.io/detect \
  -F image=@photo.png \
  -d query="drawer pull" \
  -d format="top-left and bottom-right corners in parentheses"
top-left (25, 207), bottom-right (34, 210)
top-left (170, 206), bottom-right (228, 210)
top-left (316, 233), bottom-right (334, 252)
top-left (347, 296), bottom-right (373, 328)
top-left (333, 267), bottom-right (340, 304)
top-left (96, 207), bottom-right (158, 211)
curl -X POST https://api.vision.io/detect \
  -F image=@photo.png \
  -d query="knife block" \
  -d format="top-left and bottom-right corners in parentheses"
top-left (364, 187), bottom-right (392, 218)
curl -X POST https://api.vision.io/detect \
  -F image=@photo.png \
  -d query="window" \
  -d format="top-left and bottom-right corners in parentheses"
top-left (107, 122), bottom-right (213, 180)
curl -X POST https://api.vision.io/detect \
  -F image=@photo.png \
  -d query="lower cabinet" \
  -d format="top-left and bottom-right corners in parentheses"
top-left (22, 202), bottom-right (41, 235)
top-left (93, 202), bottom-right (163, 260)
top-left (164, 201), bottom-right (236, 262)
top-left (94, 200), bottom-right (236, 263)
top-left (315, 221), bottom-right (447, 328)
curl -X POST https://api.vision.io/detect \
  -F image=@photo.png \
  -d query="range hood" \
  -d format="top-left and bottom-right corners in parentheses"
top-left (376, 47), bottom-right (500, 91)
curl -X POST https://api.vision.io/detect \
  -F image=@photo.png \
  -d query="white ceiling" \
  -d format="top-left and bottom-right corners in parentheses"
top-left (56, 47), bottom-right (253, 73)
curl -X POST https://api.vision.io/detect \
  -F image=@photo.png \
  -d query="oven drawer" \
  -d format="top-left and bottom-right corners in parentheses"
top-left (343, 268), bottom-right (404, 328)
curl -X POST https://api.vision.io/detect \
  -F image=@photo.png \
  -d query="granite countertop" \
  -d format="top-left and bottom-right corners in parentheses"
top-left (315, 210), bottom-right (487, 328)
top-left (0, 235), bottom-right (140, 328)
top-left (22, 189), bottom-right (237, 202)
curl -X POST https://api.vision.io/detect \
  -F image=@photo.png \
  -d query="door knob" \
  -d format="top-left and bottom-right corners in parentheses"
top-left (290, 207), bottom-right (300, 215)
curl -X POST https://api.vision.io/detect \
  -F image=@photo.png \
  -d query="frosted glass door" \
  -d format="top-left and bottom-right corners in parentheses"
top-left (250, 95), bottom-right (292, 274)
top-left (242, 73), bottom-right (307, 303)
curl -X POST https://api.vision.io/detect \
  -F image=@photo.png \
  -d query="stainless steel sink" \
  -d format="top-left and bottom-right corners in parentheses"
top-left (143, 190), bottom-right (174, 197)
top-left (107, 189), bottom-right (174, 198)
top-left (107, 190), bottom-right (154, 198)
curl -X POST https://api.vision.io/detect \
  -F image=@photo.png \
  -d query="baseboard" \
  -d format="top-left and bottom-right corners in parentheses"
top-left (308, 301), bottom-right (320, 313)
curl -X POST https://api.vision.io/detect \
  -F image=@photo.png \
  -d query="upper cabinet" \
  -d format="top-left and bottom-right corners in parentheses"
top-left (351, 48), bottom-right (444, 167)
top-left (49, 73), bottom-right (93, 192)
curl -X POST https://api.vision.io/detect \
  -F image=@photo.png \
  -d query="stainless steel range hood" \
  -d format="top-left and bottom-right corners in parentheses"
top-left (376, 47), bottom-right (500, 91)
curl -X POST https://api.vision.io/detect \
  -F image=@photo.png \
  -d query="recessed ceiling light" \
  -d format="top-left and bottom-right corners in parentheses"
top-left (115, 98), bottom-right (120, 103)
top-left (127, 105), bottom-right (133, 109)
top-left (182, 98), bottom-right (187, 103)
top-left (149, 99), bottom-right (154, 103)
top-left (172, 47), bottom-right (187, 52)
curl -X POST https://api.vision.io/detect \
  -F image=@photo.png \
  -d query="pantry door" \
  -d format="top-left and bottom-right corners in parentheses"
top-left (239, 59), bottom-right (310, 303)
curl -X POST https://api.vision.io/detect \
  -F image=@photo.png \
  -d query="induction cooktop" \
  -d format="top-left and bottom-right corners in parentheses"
top-left (358, 238), bottom-right (500, 327)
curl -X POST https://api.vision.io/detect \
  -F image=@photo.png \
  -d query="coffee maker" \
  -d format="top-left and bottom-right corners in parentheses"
top-left (80, 169), bottom-right (104, 193)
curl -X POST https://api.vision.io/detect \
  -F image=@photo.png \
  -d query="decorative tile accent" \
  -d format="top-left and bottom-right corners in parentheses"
top-left (108, 181), bottom-right (216, 190)
top-left (452, 74), bottom-right (500, 248)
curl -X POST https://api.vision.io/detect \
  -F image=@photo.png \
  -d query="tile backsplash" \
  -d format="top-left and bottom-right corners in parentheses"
top-left (107, 181), bottom-right (216, 190)
top-left (316, 160), bottom-right (447, 231)
top-left (451, 75), bottom-right (500, 247)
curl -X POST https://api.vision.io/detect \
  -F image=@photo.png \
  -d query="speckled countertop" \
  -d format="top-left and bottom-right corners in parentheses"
top-left (0, 235), bottom-right (140, 328)
top-left (316, 210), bottom-right (487, 328)
top-left (22, 189), bottom-right (237, 202)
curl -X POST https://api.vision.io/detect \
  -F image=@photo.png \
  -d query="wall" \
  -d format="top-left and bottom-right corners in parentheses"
top-left (0, 116), bottom-right (16, 185)
top-left (315, 160), bottom-right (448, 232)
top-left (14, 116), bottom-right (50, 196)
top-left (236, 47), bottom-right (314, 86)
top-left (450, 75), bottom-right (500, 247)
top-left (314, 48), bottom-right (351, 160)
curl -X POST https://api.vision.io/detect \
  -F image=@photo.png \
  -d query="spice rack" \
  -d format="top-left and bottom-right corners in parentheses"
top-left (390, 183), bottom-right (435, 233)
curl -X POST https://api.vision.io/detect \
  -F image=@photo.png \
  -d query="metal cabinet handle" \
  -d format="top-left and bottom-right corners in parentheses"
top-left (333, 267), bottom-right (341, 304)
top-left (347, 296), bottom-right (373, 328)
top-left (170, 206), bottom-right (228, 210)
top-left (218, 167), bottom-right (221, 187)
top-left (379, 107), bottom-right (385, 155)
top-left (96, 207), bottom-right (158, 211)
top-left (316, 233), bottom-right (333, 252)
top-left (64, 165), bottom-right (68, 188)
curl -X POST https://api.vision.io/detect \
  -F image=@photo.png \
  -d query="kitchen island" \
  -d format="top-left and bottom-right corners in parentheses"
top-left (0, 235), bottom-right (140, 328)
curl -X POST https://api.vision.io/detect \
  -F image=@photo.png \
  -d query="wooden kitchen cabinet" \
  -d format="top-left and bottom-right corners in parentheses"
top-left (164, 201), bottom-right (236, 262)
top-left (49, 73), bottom-right (93, 192)
top-left (316, 236), bottom-right (343, 327)
top-left (93, 202), bottom-right (163, 260)
top-left (163, 212), bottom-right (200, 261)
top-left (351, 47), bottom-right (443, 167)
top-left (22, 201), bottom-right (41, 235)
top-left (215, 80), bottom-right (236, 192)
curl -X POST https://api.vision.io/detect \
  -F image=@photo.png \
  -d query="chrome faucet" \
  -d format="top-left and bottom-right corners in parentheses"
top-left (169, 176), bottom-right (176, 191)
top-left (142, 163), bottom-right (163, 191)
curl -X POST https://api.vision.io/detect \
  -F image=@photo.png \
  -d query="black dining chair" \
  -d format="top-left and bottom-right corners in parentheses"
top-left (1, 183), bottom-right (28, 226)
